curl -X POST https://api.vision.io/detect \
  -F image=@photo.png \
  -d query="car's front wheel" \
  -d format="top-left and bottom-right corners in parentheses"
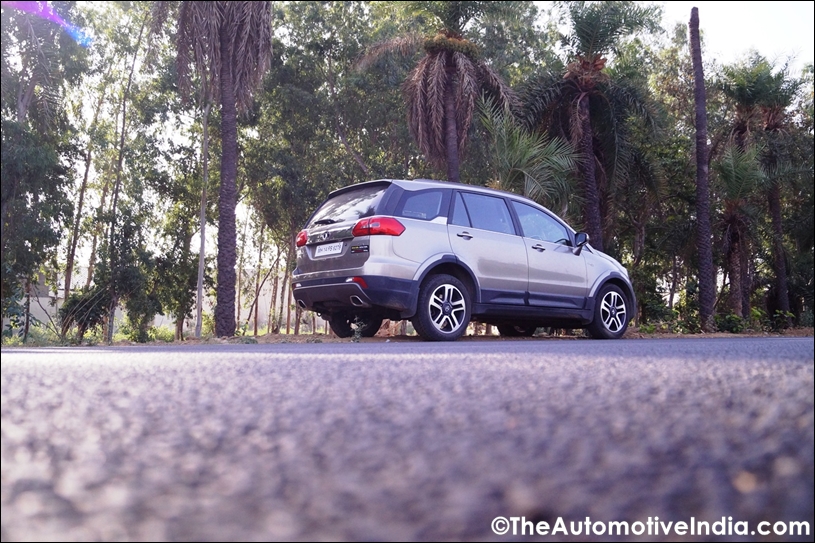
top-left (328, 312), bottom-right (383, 338)
top-left (412, 274), bottom-right (471, 341)
top-left (587, 284), bottom-right (630, 339)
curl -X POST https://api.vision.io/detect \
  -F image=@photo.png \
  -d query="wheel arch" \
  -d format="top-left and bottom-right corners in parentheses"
top-left (591, 273), bottom-right (637, 322)
top-left (400, 255), bottom-right (479, 319)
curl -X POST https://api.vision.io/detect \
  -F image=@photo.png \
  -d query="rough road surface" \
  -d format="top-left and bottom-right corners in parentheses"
top-left (2, 338), bottom-right (813, 541)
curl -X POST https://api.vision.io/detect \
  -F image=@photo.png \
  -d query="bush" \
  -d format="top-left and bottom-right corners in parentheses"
top-left (149, 326), bottom-right (176, 343)
top-left (715, 312), bottom-right (745, 333)
top-left (59, 287), bottom-right (109, 343)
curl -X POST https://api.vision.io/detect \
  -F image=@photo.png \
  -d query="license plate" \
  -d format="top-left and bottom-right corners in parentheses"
top-left (314, 241), bottom-right (343, 257)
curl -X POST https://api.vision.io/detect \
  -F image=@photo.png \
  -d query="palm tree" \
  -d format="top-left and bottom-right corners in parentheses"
top-left (358, 1), bottom-right (516, 183)
top-left (689, 6), bottom-right (716, 332)
top-left (522, 1), bottom-right (659, 252)
top-left (721, 54), bottom-right (801, 324)
top-left (152, 2), bottom-right (273, 337)
top-left (713, 145), bottom-right (763, 317)
top-left (478, 96), bottom-right (577, 213)
top-left (756, 62), bottom-right (801, 327)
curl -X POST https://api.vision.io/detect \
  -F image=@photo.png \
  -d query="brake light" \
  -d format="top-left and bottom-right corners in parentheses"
top-left (295, 229), bottom-right (308, 247)
top-left (352, 216), bottom-right (405, 237)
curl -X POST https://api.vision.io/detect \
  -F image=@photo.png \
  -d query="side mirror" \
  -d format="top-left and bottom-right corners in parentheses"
top-left (574, 232), bottom-right (589, 255)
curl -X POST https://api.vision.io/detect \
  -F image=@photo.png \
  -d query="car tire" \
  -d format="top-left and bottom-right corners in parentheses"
top-left (412, 274), bottom-right (471, 341)
top-left (328, 313), bottom-right (383, 338)
top-left (497, 325), bottom-right (536, 337)
top-left (587, 284), bottom-right (630, 339)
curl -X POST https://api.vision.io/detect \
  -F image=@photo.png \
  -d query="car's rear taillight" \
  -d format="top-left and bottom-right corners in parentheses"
top-left (295, 229), bottom-right (308, 247)
top-left (352, 216), bottom-right (405, 237)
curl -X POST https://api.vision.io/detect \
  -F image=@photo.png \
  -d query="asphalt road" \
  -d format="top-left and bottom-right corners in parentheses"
top-left (1, 338), bottom-right (813, 541)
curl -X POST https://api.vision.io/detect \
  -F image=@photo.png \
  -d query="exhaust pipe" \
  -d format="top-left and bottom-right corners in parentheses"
top-left (297, 299), bottom-right (307, 309)
top-left (350, 296), bottom-right (366, 307)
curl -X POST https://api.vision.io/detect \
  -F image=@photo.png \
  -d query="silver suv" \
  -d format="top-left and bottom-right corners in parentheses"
top-left (292, 179), bottom-right (635, 341)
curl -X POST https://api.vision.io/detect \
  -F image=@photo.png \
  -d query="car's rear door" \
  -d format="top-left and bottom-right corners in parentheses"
top-left (447, 191), bottom-right (527, 305)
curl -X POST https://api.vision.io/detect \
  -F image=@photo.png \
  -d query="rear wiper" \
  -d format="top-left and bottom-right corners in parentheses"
top-left (313, 218), bottom-right (338, 225)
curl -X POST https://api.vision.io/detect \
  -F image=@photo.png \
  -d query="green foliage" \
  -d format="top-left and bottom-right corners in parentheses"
top-left (675, 279), bottom-right (701, 334)
top-left (715, 312), bottom-right (746, 333)
top-left (1, 121), bottom-right (73, 316)
top-left (59, 287), bottom-right (110, 342)
top-left (478, 96), bottom-right (576, 210)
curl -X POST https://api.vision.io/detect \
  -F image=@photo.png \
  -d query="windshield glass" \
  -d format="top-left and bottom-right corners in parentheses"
top-left (308, 184), bottom-right (388, 227)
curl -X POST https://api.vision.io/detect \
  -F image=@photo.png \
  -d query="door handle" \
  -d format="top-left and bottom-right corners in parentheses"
top-left (531, 244), bottom-right (546, 252)
top-left (457, 231), bottom-right (473, 240)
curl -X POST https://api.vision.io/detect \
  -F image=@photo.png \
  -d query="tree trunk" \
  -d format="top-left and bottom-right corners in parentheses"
top-left (277, 262), bottom-right (288, 333)
top-left (267, 255), bottom-right (280, 334)
top-left (195, 100), bottom-right (212, 338)
top-left (286, 284), bottom-right (292, 334)
top-left (668, 256), bottom-right (678, 310)
top-left (214, 29), bottom-right (239, 337)
top-left (690, 8), bottom-right (716, 333)
top-left (175, 315), bottom-right (184, 341)
top-left (253, 223), bottom-right (265, 336)
top-left (86, 160), bottom-right (113, 289)
top-left (65, 149), bottom-right (92, 301)
top-left (444, 73), bottom-right (460, 183)
top-left (728, 235), bottom-right (742, 316)
top-left (577, 94), bottom-right (604, 253)
top-left (740, 236), bottom-right (751, 319)
top-left (23, 279), bottom-right (31, 343)
top-left (767, 182), bottom-right (791, 325)
top-left (235, 214), bottom-right (250, 330)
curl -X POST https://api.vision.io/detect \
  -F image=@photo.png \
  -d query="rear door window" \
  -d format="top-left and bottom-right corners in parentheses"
top-left (395, 189), bottom-right (448, 220)
top-left (308, 184), bottom-right (388, 227)
top-left (459, 192), bottom-right (516, 235)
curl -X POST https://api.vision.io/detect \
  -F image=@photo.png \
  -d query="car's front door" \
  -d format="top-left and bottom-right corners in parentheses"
top-left (510, 201), bottom-right (588, 309)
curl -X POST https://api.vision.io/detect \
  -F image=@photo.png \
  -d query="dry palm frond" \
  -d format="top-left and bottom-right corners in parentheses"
top-left (355, 33), bottom-right (424, 72)
top-left (479, 63), bottom-right (520, 111)
top-left (176, 1), bottom-right (223, 104)
top-left (225, 1), bottom-right (272, 113)
top-left (452, 51), bottom-right (478, 153)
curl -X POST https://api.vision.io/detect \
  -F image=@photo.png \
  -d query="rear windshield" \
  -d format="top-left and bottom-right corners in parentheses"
top-left (308, 184), bottom-right (388, 227)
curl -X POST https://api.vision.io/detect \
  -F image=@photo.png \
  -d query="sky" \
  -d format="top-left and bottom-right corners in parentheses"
top-left (659, 1), bottom-right (814, 75)
top-left (536, 1), bottom-right (814, 76)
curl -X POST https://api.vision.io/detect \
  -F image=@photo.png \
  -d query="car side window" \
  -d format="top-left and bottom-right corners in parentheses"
top-left (511, 201), bottom-right (570, 244)
top-left (460, 193), bottom-right (515, 235)
top-left (450, 192), bottom-right (471, 227)
top-left (396, 190), bottom-right (445, 220)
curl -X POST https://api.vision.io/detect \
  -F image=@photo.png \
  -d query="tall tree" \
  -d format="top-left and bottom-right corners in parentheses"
top-left (154, 2), bottom-right (273, 337)
top-left (1, 0), bottom-right (86, 322)
top-left (756, 61), bottom-right (801, 327)
top-left (358, 1), bottom-right (516, 183)
top-left (712, 145), bottom-right (763, 317)
top-left (689, 7), bottom-right (716, 332)
top-left (522, 0), bottom-right (660, 252)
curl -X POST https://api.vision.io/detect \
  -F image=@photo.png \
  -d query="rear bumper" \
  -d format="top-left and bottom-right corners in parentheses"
top-left (292, 275), bottom-right (414, 314)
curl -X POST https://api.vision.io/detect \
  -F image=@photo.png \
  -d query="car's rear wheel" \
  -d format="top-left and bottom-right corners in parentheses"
top-left (587, 284), bottom-right (630, 339)
top-left (497, 325), bottom-right (537, 337)
top-left (328, 312), bottom-right (383, 338)
top-left (412, 274), bottom-right (471, 341)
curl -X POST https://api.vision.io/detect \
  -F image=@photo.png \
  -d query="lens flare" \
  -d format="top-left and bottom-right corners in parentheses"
top-left (2, 1), bottom-right (92, 47)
